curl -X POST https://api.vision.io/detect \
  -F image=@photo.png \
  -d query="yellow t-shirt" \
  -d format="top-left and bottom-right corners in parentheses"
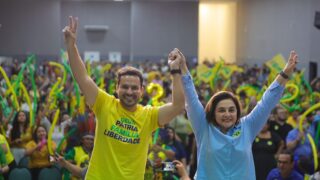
top-left (86, 89), bottom-right (159, 180)
top-left (0, 134), bottom-right (14, 164)
top-left (10, 127), bottom-right (32, 148)
top-left (25, 140), bottom-right (56, 168)
top-left (74, 146), bottom-right (89, 167)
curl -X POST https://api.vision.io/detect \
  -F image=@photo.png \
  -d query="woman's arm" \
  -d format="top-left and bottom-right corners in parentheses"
top-left (179, 50), bottom-right (207, 139)
top-left (25, 143), bottom-right (40, 156)
top-left (286, 130), bottom-right (303, 151)
top-left (274, 51), bottom-right (298, 86)
top-left (244, 51), bottom-right (298, 141)
top-left (55, 156), bottom-right (83, 177)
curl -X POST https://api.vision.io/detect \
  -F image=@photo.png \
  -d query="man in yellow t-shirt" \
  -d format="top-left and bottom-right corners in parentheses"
top-left (63, 16), bottom-right (185, 179)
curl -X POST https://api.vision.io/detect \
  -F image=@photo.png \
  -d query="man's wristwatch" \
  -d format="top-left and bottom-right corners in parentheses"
top-left (279, 70), bottom-right (289, 79)
top-left (170, 69), bottom-right (181, 75)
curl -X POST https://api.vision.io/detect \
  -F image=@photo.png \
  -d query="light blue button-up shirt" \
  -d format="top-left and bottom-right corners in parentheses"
top-left (182, 73), bottom-right (284, 180)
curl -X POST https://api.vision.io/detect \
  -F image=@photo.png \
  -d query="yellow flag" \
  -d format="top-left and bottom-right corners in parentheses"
top-left (197, 64), bottom-right (214, 83)
top-left (265, 54), bottom-right (286, 85)
top-left (209, 61), bottom-right (224, 90)
top-left (220, 65), bottom-right (244, 79)
top-left (265, 54), bottom-right (286, 73)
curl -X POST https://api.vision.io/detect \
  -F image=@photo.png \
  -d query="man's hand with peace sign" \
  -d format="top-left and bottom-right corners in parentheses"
top-left (63, 16), bottom-right (78, 46)
top-left (62, 16), bottom-right (98, 107)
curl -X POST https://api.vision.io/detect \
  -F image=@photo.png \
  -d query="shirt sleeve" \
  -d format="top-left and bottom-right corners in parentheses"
top-left (242, 80), bottom-right (285, 142)
top-left (25, 141), bottom-right (36, 150)
top-left (181, 73), bottom-right (208, 141)
top-left (286, 129), bottom-right (298, 143)
top-left (91, 88), bottom-right (113, 123)
top-left (151, 106), bottom-right (160, 131)
top-left (92, 88), bottom-right (104, 116)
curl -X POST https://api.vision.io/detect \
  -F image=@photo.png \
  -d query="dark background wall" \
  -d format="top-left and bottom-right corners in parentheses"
top-left (236, 0), bottom-right (320, 78)
top-left (0, 0), bottom-right (198, 61)
top-left (60, 1), bottom-right (131, 60)
top-left (130, 1), bottom-right (198, 61)
top-left (0, 0), bottom-right (61, 60)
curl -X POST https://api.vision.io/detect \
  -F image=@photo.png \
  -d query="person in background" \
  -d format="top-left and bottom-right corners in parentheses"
top-left (173, 160), bottom-right (191, 180)
top-left (286, 113), bottom-right (320, 175)
top-left (253, 119), bottom-right (284, 180)
top-left (9, 111), bottom-right (32, 164)
top-left (168, 110), bottom-right (192, 146)
top-left (25, 125), bottom-right (56, 179)
top-left (55, 154), bottom-right (87, 180)
top-left (64, 133), bottom-right (94, 180)
top-left (269, 106), bottom-right (293, 142)
top-left (266, 149), bottom-right (303, 180)
top-left (286, 109), bottom-right (301, 128)
top-left (165, 127), bottom-right (187, 167)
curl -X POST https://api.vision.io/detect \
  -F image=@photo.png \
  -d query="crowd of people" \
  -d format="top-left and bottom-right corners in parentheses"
top-left (0, 16), bottom-right (319, 180)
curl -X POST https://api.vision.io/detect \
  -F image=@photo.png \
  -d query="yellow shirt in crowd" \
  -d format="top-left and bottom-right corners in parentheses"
top-left (86, 89), bottom-right (159, 180)
top-left (25, 140), bottom-right (56, 168)
top-left (0, 134), bottom-right (14, 164)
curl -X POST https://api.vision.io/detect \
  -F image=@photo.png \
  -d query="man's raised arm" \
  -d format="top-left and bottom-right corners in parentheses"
top-left (158, 48), bottom-right (185, 126)
top-left (63, 16), bottom-right (98, 106)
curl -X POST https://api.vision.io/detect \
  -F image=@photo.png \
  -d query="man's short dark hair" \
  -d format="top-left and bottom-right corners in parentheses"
top-left (279, 149), bottom-right (294, 162)
top-left (116, 66), bottom-right (143, 87)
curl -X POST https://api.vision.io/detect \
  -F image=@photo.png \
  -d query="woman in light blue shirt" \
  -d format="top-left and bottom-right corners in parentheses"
top-left (176, 50), bottom-right (298, 180)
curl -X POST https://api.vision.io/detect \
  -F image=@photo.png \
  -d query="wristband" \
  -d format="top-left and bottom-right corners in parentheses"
top-left (170, 69), bottom-right (181, 75)
top-left (279, 70), bottom-right (289, 79)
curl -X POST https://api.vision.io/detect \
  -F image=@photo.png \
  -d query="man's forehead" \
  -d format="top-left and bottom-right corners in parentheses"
top-left (119, 75), bottom-right (141, 85)
top-left (120, 75), bottom-right (140, 80)
top-left (278, 154), bottom-right (290, 160)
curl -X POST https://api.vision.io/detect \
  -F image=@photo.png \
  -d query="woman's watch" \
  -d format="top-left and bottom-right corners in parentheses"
top-left (170, 69), bottom-right (181, 75)
top-left (279, 70), bottom-right (289, 79)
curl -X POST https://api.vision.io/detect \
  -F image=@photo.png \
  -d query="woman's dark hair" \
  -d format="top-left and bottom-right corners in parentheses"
top-left (10, 111), bottom-right (30, 141)
top-left (32, 125), bottom-right (47, 143)
top-left (116, 66), bottom-right (143, 87)
top-left (205, 91), bottom-right (241, 126)
top-left (165, 126), bottom-right (176, 143)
